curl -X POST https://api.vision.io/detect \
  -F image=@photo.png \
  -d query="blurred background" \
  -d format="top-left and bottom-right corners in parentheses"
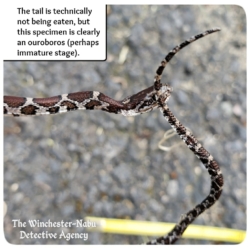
top-left (4, 5), bottom-right (246, 244)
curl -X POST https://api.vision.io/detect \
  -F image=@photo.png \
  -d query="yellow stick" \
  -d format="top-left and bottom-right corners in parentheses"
top-left (85, 216), bottom-right (246, 243)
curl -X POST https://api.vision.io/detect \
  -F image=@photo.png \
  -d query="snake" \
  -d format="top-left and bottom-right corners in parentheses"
top-left (4, 28), bottom-right (224, 244)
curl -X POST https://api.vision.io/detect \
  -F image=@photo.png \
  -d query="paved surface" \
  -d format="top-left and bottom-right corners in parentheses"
top-left (4, 5), bottom-right (246, 244)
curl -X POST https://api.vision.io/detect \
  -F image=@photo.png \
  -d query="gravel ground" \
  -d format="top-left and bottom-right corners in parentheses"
top-left (4, 5), bottom-right (246, 245)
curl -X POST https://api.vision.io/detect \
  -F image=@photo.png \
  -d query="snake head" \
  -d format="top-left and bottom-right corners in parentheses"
top-left (121, 83), bottom-right (172, 116)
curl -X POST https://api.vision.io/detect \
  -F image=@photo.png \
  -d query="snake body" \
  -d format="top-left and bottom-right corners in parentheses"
top-left (4, 85), bottom-right (171, 117)
top-left (4, 28), bottom-right (223, 244)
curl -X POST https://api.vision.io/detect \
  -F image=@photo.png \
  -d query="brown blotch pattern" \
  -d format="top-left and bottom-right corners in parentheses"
top-left (68, 91), bottom-right (92, 103)
top-left (48, 106), bottom-right (60, 114)
top-left (4, 96), bottom-right (26, 108)
top-left (21, 105), bottom-right (39, 115)
top-left (61, 101), bottom-right (77, 111)
top-left (33, 95), bottom-right (61, 107)
top-left (104, 105), bottom-right (120, 114)
top-left (85, 100), bottom-right (102, 109)
top-left (99, 93), bottom-right (124, 108)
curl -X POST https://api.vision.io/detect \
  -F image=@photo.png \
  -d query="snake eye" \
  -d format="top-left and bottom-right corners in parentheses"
top-left (152, 95), bottom-right (157, 101)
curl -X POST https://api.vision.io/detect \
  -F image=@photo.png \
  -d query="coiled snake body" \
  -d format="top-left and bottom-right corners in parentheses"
top-left (4, 28), bottom-right (224, 244)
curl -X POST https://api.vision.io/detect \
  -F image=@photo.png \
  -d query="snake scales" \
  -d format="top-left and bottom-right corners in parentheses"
top-left (4, 28), bottom-right (223, 244)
